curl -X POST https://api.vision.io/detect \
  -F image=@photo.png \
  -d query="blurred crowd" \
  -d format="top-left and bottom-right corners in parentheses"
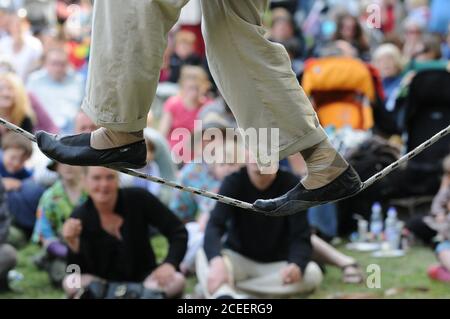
top-left (0, 0), bottom-right (449, 298)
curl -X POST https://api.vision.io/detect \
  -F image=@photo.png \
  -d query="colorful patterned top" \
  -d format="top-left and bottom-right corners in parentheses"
top-left (32, 180), bottom-right (88, 243)
top-left (169, 163), bottom-right (220, 223)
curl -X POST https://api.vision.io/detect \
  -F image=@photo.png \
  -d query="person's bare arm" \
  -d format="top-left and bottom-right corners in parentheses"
top-left (159, 111), bottom-right (173, 138)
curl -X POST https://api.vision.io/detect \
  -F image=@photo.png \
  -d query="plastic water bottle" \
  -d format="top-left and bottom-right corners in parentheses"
top-left (357, 219), bottom-right (369, 242)
top-left (385, 207), bottom-right (400, 250)
top-left (370, 202), bottom-right (383, 240)
top-left (7, 269), bottom-right (24, 291)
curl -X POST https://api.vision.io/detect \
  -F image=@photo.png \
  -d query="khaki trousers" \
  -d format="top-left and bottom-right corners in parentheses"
top-left (82, 0), bottom-right (327, 161)
top-left (195, 249), bottom-right (323, 298)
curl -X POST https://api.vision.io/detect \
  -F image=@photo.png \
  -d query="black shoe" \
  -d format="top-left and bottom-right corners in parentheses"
top-left (253, 165), bottom-right (363, 216)
top-left (36, 131), bottom-right (147, 169)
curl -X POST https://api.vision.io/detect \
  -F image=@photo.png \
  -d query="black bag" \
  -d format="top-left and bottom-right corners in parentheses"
top-left (79, 281), bottom-right (166, 299)
top-left (337, 136), bottom-right (400, 236)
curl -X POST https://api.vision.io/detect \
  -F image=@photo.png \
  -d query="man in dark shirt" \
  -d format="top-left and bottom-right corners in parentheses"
top-left (197, 163), bottom-right (322, 298)
top-left (62, 166), bottom-right (187, 299)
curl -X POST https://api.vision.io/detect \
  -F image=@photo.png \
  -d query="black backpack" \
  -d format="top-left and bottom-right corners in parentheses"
top-left (337, 136), bottom-right (400, 236)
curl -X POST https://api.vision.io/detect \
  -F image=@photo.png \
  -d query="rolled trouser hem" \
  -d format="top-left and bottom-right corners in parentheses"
top-left (82, 101), bottom-right (147, 133)
top-left (278, 125), bottom-right (328, 160)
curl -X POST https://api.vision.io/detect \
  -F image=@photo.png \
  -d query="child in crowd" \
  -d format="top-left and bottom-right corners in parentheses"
top-left (159, 65), bottom-right (212, 162)
top-left (0, 132), bottom-right (33, 189)
top-left (32, 161), bottom-right (87, 286)
top-left (168, 30), bottom-right (203, 84)
top-left (0, 132), bottom-right (44, 245)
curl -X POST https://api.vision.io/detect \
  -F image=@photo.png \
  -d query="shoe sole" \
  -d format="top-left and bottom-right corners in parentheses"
top-left (256, 183), bottom-right (364, 216)
top-left (103, 162), bottom-right (147, 170)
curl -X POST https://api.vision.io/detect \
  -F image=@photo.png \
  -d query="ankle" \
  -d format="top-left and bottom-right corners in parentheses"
top-left (299, 139), bottom-right (348, 190)
top-left (90, 128), bottom-right (144, 150)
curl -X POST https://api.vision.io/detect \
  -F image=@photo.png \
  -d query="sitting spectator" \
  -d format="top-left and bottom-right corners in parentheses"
top-left (170, 108), bottom-right (239, 224)
top-left (0, 132), bottom-right (33, 181)
top-left (0, 13), bottom-right (43, 81)
top-left (0, 57), bottom-right (58, 135)
top-left (159, 65), bottom-right (212, 158)
top-left (333, 13), bottom-right (370, 60)
top-left (0, 180), bottom-right (16, 292)
top-left (31, 162), bottom-right (87, 286)
top-left (0, 132), bottom-right (44, 244)
top-left (268, 7), bottom-right (305, 62)
top-left (26, 47), bottom-right (84, 134)
top-left (62, 166), bottom-right (187, 299)
top-left (402, 17), bottom-right (426, 61)
top-left (0, 73), bottom-right (34, 139)
top-left (373, 43), bottom-right (404, 112)
top-left (196, 163), bottom-right (323, 298)
top-left (168, 30), bottom-right (203, 83)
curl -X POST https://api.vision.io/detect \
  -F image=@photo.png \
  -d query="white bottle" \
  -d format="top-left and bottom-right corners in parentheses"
top-left (370, 202), bottom-right (383, 240)
top-left (385, 207), bottom-right (400, 250)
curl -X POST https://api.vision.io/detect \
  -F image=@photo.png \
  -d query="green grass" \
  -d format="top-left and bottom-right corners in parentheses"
top-left (1, 238), bottom-right (449, 299)
top-left (308, 246), bottom-right (450, 299)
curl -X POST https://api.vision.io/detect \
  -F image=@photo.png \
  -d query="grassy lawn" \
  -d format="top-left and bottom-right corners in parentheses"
top-left (1, 236), bottom-right (449, 299)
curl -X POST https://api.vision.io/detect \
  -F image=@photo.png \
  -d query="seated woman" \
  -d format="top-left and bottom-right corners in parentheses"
top-left (62, 166), bottom-right (187, 299)
top-left (0, 58), bottom-right (58, 134)
top-left (0, 73), bottom-right (35, 140)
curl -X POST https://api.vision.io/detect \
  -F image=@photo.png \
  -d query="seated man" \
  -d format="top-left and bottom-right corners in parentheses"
top-left (62, 166), bottom-right (188, 299)
top-left (196, 162), bottom-right (323, 299)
